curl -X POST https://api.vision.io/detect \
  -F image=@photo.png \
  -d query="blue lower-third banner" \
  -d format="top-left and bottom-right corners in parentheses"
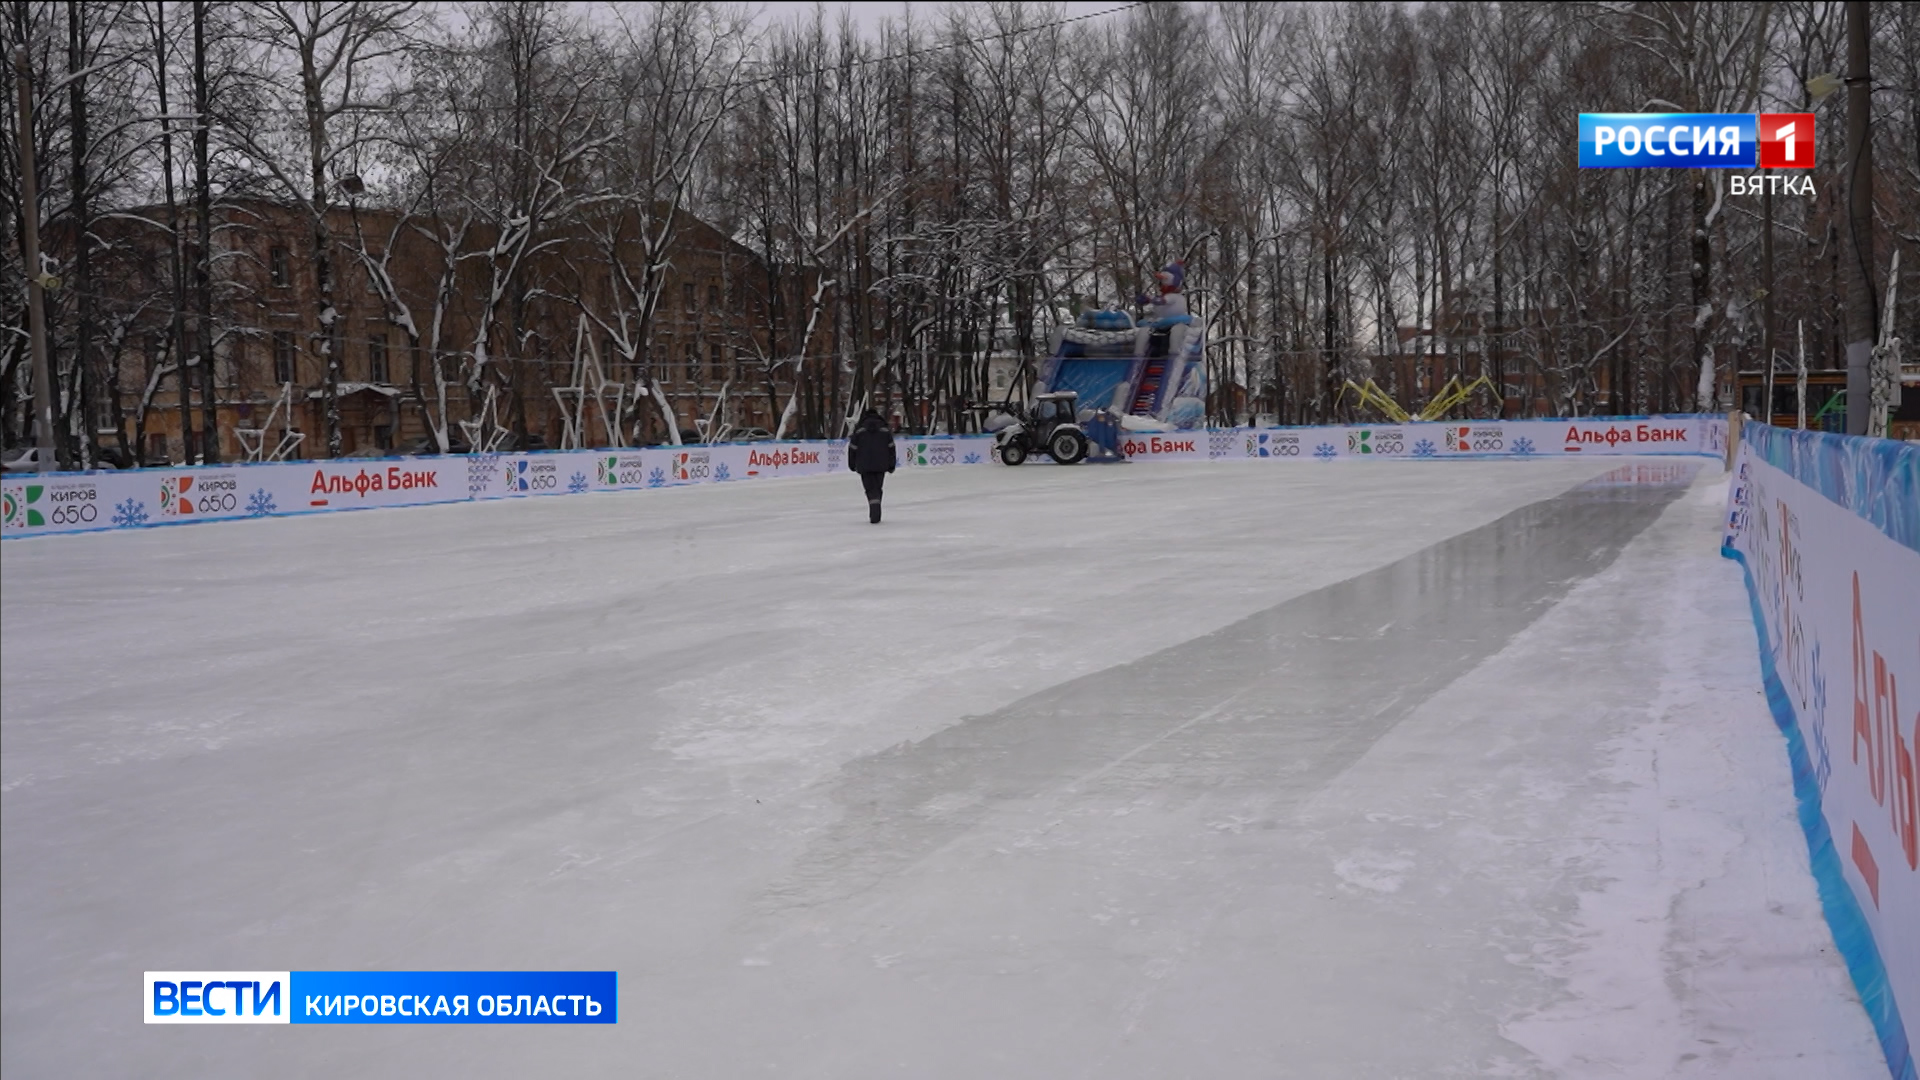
top-left (144, 971), bottom-right (617, 1024)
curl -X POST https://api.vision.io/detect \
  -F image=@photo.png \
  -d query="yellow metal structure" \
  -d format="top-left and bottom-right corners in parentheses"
top-left (1336, 379), bottom-right (1410, 423)
top-left (1339, 375), bottom-right (1498, 423)
top-left (1416, 375), bottom-right (1497, 421)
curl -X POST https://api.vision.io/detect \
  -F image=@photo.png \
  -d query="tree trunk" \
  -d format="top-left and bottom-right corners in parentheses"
top-left (155, 2), bottom-right (193, 465)
top-left (302, 50), bottom-right (341, 457)
top-left (69, 1), bottom-right (101, 466)
top-left (193, 0), bottom-right (218, 462)
top-left (1691, 169), bottom-right (1714, 412)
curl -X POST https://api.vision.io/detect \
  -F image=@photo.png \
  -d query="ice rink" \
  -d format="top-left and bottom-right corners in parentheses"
top-left (0, 458), bottom-right (1890, 1078)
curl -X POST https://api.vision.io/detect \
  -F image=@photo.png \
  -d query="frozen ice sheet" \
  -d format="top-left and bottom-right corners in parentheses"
top-left (0, 460), bottom-right (1886, 1077)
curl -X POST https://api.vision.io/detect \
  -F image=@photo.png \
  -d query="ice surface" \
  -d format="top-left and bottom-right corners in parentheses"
top-left (0, 460), bottom-right (1887, 1077)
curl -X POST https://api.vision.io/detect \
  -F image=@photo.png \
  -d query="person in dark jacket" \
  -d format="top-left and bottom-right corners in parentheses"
top-left (846, 409), bottom-right (897, 523)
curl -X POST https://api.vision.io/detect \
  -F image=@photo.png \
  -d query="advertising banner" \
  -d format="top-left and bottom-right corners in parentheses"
top-left (1209, 417), bottom-right (1705, 462)
top-left (1205, 430), bottom-right (1246, 460)
top-left (297, 459), bottom-right (465, 512)
top-left (1, 471), bottom-right (124, 534)
top-left (1438, 422), bottom-right (1514, 456)
top-left (737, 442), bottom-right (833, 480)
top-left (1724, 423), bottom-right (1918, 1079)
top-left (1235, 428), bottom-right (1344, 461)
top-left (1, 457), bottom-right (468, 537)
top-left (468, 453), bottom-right (579, 500)
top-left (661, 445), bottom-right (717, 485)
top-left (3, 417), bottom-right (1725, 540)
top-left (1550, 417), bottom-right (1700, 454)
top-left (1118, 431), bottom-right (1207, 461)
top-left (151, 468), bottom-right (252, 524)
top-left (589, 449), bottom-right (660, 491)
top-left (896, 436), bottom-right (961, 469)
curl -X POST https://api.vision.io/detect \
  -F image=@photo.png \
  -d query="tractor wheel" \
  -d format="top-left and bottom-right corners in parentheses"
top-left (999, 440), bottom-right (1028, 466)
top-left (1049, 429), bottom-right (1089, 465)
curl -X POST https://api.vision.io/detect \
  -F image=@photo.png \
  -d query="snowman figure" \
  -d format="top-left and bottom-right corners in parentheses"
top-left (1136, 260), bottom-right (1189, 325)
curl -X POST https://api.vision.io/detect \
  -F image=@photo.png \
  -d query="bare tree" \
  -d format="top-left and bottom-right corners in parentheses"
top-left (225, 0), bottom-right (422, 457)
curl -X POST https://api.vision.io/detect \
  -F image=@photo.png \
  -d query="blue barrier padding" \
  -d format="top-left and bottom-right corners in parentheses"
top-left (1741, 423), bottom-right (1920, 556)
top-left (1724, 544), bottom-right (1915, 1080)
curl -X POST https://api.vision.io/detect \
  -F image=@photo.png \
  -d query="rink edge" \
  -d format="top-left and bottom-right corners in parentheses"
top-left (1725, 545), bottom-right (1916, 1080)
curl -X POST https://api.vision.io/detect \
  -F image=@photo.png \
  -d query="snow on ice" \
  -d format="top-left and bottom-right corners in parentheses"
top-left (0, 459), bottom-right (1887, 1078)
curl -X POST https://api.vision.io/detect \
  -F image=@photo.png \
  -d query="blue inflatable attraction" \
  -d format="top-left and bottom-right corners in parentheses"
top-left (1039, 261), bottom-right (1208, 430)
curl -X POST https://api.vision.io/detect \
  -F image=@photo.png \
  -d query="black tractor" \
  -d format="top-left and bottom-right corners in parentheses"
top-left (993, 391), bottom-right (1089, 466)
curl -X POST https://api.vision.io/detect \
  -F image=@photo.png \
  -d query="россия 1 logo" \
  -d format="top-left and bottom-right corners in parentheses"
top-left (1579, 112), bottom-right (1813, 169)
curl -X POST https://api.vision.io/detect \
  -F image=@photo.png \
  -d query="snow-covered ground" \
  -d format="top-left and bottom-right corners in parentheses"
top-left (0, 459), bottom-right (1888, 1078)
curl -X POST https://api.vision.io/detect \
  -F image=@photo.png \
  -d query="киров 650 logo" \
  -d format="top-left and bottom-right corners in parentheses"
top-left (161, 475), bottom-right (238, 516)
top-left (6, 482), bottom-right (98, 526)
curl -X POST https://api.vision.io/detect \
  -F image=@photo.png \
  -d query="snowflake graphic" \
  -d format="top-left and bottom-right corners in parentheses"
top-left (714, 463), bottom-right (731, 481)
top-left (113, 498), bottom-right (149, 528)
top-left (1313, 443), bottom-right (1337, 460)
top-left (568, 472), bottom-right (590, 494)
top-left (1412, 439), bottom-right (1437, 458)
top-left (1510, 436), bottom-right (1536, 455)
top-left (962, 452), bottom-right (983, 464)
top-left (246, 489), bottom-right (277, 517)
top-left (648, 467), bottom-right (666, 488)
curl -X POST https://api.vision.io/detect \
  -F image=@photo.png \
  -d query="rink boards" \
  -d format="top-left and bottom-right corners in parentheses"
top-left (1, 415), bottom-right (1726, 541)
top-left (1723, 424), bottom-right (1920, 1080)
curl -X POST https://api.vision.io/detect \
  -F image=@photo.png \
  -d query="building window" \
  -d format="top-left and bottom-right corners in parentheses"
top-left (707, 284), bottom-right (719, 312)
top-left (148, 433), bottom-right (169, 463)
top-left (272, 331), bottom-right (295, 383)
top-left (269, 245), bottom-right (289, 288)
top-left (685, 341), bottom-right (698, 380)
top-left (655, 336), bottom-right (673, 384)
top-left (368, 330), bottom-right (389, 383)
top-left (683, 282), bottom-right (696, 313)
top-left (373, 424), bottom-right (393, 450)
top-left (709, 342), bottom-right (726, 382)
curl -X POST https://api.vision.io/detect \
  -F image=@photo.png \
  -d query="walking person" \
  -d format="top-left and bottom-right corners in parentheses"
top-left (846, 409), bottom-right (897, 523)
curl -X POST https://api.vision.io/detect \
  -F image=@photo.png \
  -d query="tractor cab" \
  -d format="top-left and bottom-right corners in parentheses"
top-left (991, 390), bottom-right (1089, 466)
top-left (1032, 392), bottom-right (1078, 425)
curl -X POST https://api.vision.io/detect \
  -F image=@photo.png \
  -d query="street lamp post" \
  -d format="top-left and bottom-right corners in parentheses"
top-left (1840, 0), bottom-right (1875, 436)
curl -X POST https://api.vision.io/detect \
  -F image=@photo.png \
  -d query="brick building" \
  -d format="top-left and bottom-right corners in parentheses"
top-left (87, 199), bottom-right (825, 464)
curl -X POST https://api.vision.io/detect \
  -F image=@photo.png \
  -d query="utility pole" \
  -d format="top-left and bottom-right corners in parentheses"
top-left (1841, 0), bottom-right (1875, 436)
top-left (12, 45), bottom-right (57, 473)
